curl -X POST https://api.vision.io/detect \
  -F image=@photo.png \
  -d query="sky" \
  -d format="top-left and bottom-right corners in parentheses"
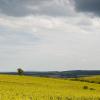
top-left (0, 0), bottom-right (100, 71)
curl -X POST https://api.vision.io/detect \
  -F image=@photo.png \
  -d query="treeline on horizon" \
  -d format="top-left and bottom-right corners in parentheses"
top-left (1, 70), bottom-right (100, 78)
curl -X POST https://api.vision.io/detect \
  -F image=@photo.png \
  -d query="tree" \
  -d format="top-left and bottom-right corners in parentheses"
top-left (17, 68), bottom-right (24, 75)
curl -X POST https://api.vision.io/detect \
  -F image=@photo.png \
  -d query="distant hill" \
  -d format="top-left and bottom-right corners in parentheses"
top-left (1, 70), bottom-right (100, 78)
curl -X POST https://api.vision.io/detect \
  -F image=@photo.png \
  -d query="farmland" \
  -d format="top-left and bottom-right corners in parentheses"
top-left (0, 75), bottom-right (100, 100)
top-left (73, 75), bottom-right (100, 84)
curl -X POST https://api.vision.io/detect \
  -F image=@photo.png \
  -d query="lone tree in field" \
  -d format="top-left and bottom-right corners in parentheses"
top-left (17, 68), bottom-right (24, 75)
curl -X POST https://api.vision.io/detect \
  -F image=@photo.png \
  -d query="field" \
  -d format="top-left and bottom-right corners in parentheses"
top-left (74, 75), bottom-right (100, 84)
top-left (0, 75), bottom-right (100, 100)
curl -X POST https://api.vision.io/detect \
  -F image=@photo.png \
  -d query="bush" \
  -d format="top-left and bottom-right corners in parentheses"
top-left (83, 86), bottom-right (88, 89)
top-left (90, 81), bottom-right (95, 83)
top-left (90, 88), bottom-right (95, 90)
top-left (97, 82), bottom-right (100, 84)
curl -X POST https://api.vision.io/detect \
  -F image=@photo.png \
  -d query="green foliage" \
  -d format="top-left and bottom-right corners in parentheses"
top-left (17, 68), bottom-right (24, 75)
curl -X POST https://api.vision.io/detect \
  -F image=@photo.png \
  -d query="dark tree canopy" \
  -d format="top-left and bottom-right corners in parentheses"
top-left (17, 68), bottom-right (24, 75)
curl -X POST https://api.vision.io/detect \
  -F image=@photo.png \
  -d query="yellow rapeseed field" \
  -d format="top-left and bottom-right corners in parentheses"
top-left (77, 75), bottom-right (100, 83)
top-left (0, 75), bottom-right (100, 100)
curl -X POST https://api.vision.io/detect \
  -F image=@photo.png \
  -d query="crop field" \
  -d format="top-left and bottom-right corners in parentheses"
top-left (74, 75), bottom-right (100, 84)
top-left (0, 75), bottom-right (100, 100)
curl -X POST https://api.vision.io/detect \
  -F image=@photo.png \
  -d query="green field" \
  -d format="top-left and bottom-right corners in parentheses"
top-left (0, 75), bottom-right (100, 100)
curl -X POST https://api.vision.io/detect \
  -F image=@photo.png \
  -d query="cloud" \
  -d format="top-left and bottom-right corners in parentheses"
top-left (0, 0), bottom-right (47, 16)
top-left (0, 0), bottom-right (75, 17)
top-left (0, 0), bottom-right (100, 71)
top-left (74, 0), bottom-right (100, 16)
top-left (0, 13), bottom-right (100, 71)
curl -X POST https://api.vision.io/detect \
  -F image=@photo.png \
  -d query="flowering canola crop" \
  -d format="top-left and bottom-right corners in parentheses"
top-left (0, 75), bottom-right (100, 100)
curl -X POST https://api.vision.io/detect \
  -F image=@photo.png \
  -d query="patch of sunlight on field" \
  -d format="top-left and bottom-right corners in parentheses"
top-left (0, 75), bottom-right (100, 100)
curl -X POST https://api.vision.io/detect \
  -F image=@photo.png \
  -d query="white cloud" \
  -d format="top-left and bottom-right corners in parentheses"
top-left (0, 0), bottom-right (100, 71)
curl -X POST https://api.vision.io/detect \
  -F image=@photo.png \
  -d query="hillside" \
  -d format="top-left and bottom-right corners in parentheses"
top-left (73, 75), bottom-right (100, 84)
top-left (0, 75), bottom-right (100, 99)
top-left (2, 70), bottom-right (100, 78)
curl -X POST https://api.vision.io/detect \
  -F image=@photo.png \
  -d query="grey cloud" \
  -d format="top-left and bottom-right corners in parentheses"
top-left (74, 0), bottom-right (100, 16)
top-left (0, 0), bottom-right (44, 17)
top-left (0, 29), bottom-right (40, 46)
top-left (0, 0), bottom-right (73, 17)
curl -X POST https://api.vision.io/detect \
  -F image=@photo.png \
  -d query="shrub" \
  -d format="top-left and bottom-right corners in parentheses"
top-left (97, 82), bottom-right (100, 84)
top-left (90, 81), bottom-right (95, 83)
top-left (83, 86), bottom-right (88, 89)
top-left (90, 88), bottom-right (95, 90)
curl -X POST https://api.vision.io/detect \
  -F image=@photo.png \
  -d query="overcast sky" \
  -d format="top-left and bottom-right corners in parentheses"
top-left (0, 0), bottom-right (100, 71)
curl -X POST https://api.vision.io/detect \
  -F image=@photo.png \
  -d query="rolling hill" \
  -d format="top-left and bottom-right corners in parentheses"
top-left (72, 75), bottom-right (100, 84)
top-left (0, 74), bottom-right (100, 99)
top-left (2, 70), bottom-right (100, 78)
